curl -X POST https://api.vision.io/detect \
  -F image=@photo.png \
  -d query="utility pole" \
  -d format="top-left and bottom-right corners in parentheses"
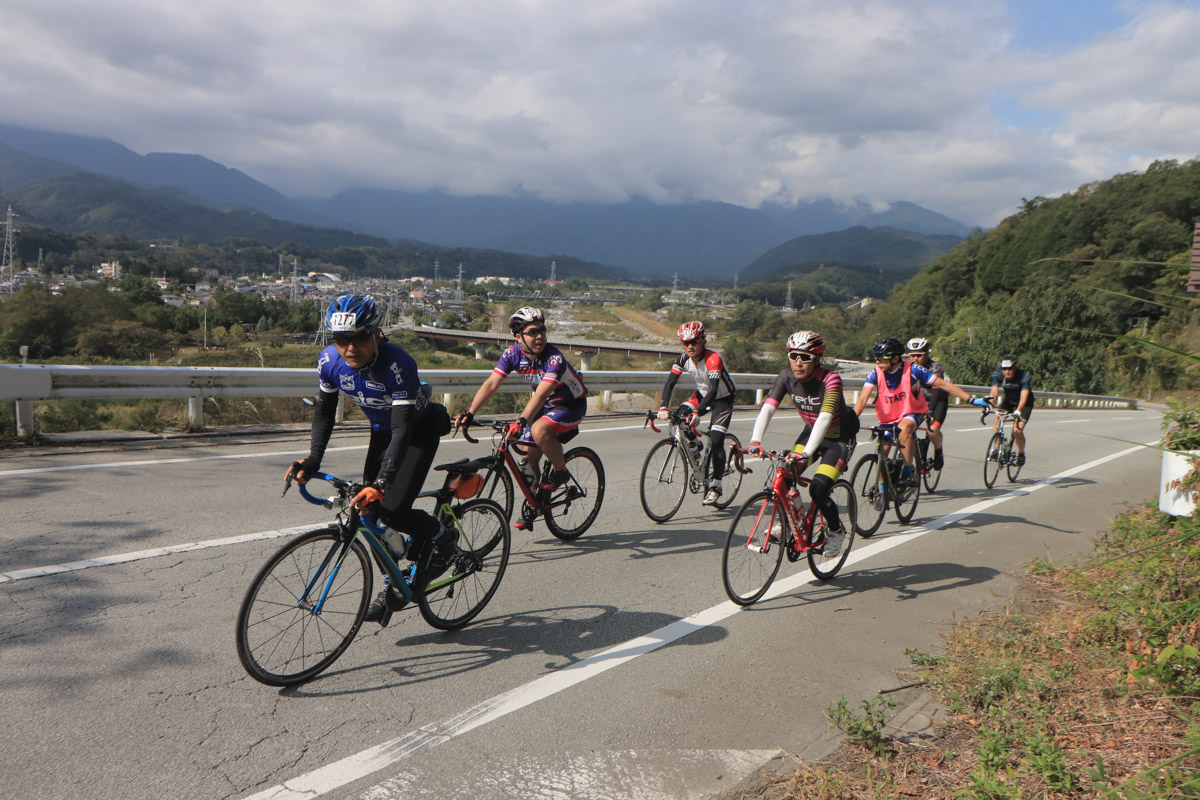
top-left (2, 205), bottom-right (18, 295)
top-left (457, 262), bottom-right (464, 299)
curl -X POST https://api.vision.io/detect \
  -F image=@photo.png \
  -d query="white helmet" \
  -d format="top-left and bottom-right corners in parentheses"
top-left (907, 337), bottom-right (930, 353)
top-left (509, 307), bottom-right (545, 333)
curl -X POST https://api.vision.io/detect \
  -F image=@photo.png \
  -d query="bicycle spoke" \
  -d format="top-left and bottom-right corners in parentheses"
top-left (722, 491), bottom-right (786, 605)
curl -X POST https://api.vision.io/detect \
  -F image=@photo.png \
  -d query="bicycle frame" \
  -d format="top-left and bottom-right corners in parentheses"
top-left (465, 421), bottom-right (581, 512)
top-left (646, 412), bottom-right (706, 490)
top-left (745, 453), bottom-right (818, 556)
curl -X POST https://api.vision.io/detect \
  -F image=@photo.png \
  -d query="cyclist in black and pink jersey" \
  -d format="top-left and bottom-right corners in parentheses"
top-left (456, 307), bottom-right (588, 531)
top-left (854, 337), bottom-right (988, 485)
top-left (656, 320), bottom-right (738, 505)
top-left (747, 330), bottom-right (859, 558)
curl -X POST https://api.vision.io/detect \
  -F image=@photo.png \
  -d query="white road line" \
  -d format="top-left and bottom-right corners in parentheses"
top-left (238, 442), bottom-right (1150, 800)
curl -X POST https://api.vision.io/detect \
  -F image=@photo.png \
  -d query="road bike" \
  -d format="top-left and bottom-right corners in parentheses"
top-left (915, 424), bottom-right (941, 493)
top-left (982, 407), bottom-right (1024, 488)
top-left (457, 418), bottom-right (605, 540)
top-left (638, 408), bottom-right (749, 522)
top-left (848, 425), bottom-right (921, 537)
top-left (721, 448), bottom-right (856, 605)
top-left (235, 464), bottom-right (510, 686)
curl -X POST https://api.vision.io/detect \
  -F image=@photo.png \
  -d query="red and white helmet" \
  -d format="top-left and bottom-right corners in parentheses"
top-left (677, 321), bottom-right (705, 343)
top-left (509, 306), bottom-right (545, 333)
top-left (786, 330), bottom-right (825, 357)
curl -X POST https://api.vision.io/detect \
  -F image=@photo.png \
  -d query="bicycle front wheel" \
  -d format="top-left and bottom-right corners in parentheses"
top-left (921, 450), bottom-right (942, 493)
top-left (1006, 448), bottom-right (1023, 482)
top-left (808, 479), bottom-right (855, 580)
top-left (545, 446), bottom-right (606, 541)
top-left (639, 438), bottom-right (688, 523)
top-left (722, 490), bottom-right (786, 605)
top-left (419, 498), bottom-right (511, 630)
top-left (235, 528), bottom-right (371, 686)
top-left (710, 433), bottom-right (745, 510)
top-left (983, 432), bottom-right (1003, 488)
top-left (849, 453), bottom-right (886, 537)
top-left (479, 459), bottom-right (514, 521)
top-left (893, 456), bottom-right (921, 524)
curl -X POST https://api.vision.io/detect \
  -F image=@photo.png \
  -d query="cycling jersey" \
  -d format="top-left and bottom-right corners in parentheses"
top-left (660, 349), bottom-right (736, 415)
top-left (493, 343), bottom-right (588, 409)
top-left (919, 360), bottom-right (947, 405)
top-left (317, 341), bottom-right (431, 429)
top-left (865, 361), bottom-right (933, 424)
top-left (991, 368), bottom-right (1035, 408)
top-left (757, 367), bottom-right (857, 443)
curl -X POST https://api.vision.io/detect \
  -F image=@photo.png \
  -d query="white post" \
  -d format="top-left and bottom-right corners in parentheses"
top-left (187, 397), bottom-right (204, 429)
top-left (16, 400), bottom-right (34, 438)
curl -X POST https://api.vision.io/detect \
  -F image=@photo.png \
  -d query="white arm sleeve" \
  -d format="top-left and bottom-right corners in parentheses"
top-left (750, 403), bottom-right (777, 444)
top-left (800, 411), bottom-right (833, 455)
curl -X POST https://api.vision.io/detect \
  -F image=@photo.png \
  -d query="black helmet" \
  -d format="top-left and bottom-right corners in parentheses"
top-left (999, 354), bottom-right (1018, 369)
top-left (872, 337), bottom-right (904, 360)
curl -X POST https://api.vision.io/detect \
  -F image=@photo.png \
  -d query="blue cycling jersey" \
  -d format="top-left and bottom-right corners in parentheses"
top-left (317, 341), bottom-right (431, 430)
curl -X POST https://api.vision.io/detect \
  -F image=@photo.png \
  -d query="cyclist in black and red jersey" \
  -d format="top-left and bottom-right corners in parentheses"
top-left (656, 320), bottom-right (737, 505)
top-left (907, 337), bottom-right (948, 470)
top-left (746, 330), bottom-right (858, 558)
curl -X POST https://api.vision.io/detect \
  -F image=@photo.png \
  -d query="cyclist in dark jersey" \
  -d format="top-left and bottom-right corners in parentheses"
top-left (285, 293), bottom-right (454, 624)
top-left (456, 307), bottom-right (588, 531)
top-left (907, 337), bottom-right (948, 470)
top-left (988, 354), bottom-right (1034, 466)
top-left (747, 330), bottom-right (858, 558)
top-left (657, 320), bottom-right (737, 505)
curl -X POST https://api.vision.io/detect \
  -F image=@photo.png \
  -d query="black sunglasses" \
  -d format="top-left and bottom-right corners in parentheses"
top-left (519, 326), bottom-right (547, 337)
top-left (788, 351), bottom-right (817, 363)
top-left (333, 331), bottom-right (373, 347)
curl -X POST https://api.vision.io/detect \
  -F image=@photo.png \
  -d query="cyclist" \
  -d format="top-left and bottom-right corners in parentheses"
top-left (854, 336), bottom-right (989, 485)
top-left (285, 293), bottom-right (454, 625)
top-left (746, 331), bottom-right (858, 558)
top-left (455, 307), bottom-right (589, 531)
top-left (656, 321), bottom-right (737, 505)
top-left (988, 354), bottom-right (1034, 466)
top-left (906, 337), bottom-right (948, 470)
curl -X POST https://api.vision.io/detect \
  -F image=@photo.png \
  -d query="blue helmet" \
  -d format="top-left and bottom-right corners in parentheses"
top-left (325, 294), bottom-right (382, 334)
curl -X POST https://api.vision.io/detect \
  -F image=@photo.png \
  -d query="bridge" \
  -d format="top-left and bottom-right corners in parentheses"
top-left (403, 324), bottom-right (681, 369)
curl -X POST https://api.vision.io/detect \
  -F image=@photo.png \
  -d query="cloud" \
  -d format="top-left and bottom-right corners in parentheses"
top-left (0, 0), bottom-right (1196, 227)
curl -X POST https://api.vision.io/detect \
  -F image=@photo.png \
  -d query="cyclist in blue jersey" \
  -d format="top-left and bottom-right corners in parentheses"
top-left (285, 294), bottom-right (454, 624)
top-left (456, 307), bottom-right (589, 531)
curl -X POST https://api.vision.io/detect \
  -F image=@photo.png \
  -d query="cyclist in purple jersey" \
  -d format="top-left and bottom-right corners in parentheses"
top-left (747, 331), bottom-right (858, 558)
top-left (457, 307), bottom-right (588, 531)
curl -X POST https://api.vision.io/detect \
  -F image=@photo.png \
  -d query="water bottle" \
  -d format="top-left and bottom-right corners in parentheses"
top-left (381, 527), bottom-right (408, 559)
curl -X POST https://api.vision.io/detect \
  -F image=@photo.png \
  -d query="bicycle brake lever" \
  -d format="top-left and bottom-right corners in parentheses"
top-left (281, 477), bottom-right (293, 498)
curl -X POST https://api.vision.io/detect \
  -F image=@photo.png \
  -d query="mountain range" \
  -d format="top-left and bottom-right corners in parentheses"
top-left (0, 122), bottom-right (974, 279)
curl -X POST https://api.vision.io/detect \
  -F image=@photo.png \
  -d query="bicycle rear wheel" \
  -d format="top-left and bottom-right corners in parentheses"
top-left (235, 528), bottom-right (371, 686)
top-left (722, 490), bottom-right (786, 605)
top-left (479, 459), bottom-right (514, 521)
top-left (545, 446), bottom-right (606, 540)
top-left (709, 433), bottom-right (745, 510)
top-left (419, 498), bottom-right (511, 630)
top-left (983, 432), bottom-right (1003, 488)
top-left (892, 455), bottom-right (921, 524)
top-left (849, 453), bottom-right (886, 537)
top-left (639, 438), bottom-right (688, 523)
top-left (921, 444), bottom-right (942, 493)
top-left (808, 479), bottom-right (855, 580)
top-left (1006, 448), bottom-right (1023, 482)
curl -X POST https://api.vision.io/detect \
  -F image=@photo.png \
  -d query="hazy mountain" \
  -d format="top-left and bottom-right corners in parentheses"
top-left (741, 225), bottom-right (964, 282)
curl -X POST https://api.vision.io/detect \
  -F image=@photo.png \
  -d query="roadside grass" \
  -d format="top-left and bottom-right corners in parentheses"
top-left (734, 505), bottom-right (1199, 799)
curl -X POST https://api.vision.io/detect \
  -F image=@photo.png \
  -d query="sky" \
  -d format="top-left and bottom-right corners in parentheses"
top-left (1, 0), bottom-right (1197, 228)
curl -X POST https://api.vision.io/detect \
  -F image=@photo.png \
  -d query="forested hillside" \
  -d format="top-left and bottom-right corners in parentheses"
top-left (845, 159), bottom-right (1200, 397)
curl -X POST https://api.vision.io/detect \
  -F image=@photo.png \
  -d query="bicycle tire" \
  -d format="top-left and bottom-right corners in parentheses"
top-left (235, 528), bottom-right (371, 687)
top-left (808, 478), bottom-right (855, 580)
top-left (710, 433), bottom-right (745, 510)
top-left (920, 436), bottom-right (942, 493)
top-left (544, 446), bottom-right (606, 541)
top-left (892, 454), bottom-right (921, 524)
top-left (639, 438), bottom-right (688, 523)
top-left (722, 490), bottom-right (786, 605)
top-left (983, 432), bottom-right (1003, 489)
top-left (849, 453), bottom-right (886, 537)
top-left (479, 459), bottom-right (514, 521)
top-left (418, 498), bottom-right (511, 630)
top-left (1007, 450), bottom-right (1023, 482)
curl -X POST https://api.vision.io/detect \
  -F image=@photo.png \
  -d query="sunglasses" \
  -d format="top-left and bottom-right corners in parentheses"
top-left (907, 352), bottom-right (926, 359)
top-left (333, 331), bottom-right (373, 347)
top-left (519, 326), bottom-right (547, 337)
top-left (788, 351), bottom-right (817, 363)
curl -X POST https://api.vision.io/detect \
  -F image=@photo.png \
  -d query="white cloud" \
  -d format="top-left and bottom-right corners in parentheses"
top-left (0, 0), bottom-right (1196, 227)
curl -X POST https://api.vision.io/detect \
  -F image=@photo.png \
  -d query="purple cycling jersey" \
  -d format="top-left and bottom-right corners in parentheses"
top-left (493, 343), bottom-right (588, 408)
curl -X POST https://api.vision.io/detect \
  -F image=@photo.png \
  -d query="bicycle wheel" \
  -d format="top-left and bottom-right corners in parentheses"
top-left (710, 433), bottom-right (745, 510)
top-left (639, 438), bottom-right (688, 523)
top-left (983, 432), bottom-right (1003, 488)
top-left (1006, 447), bottom-right (1023, 482)
top-left (849, 453), bottom-right (886, 537)
top-left (921, 446), bottom-right (942, 493)
top-left (544, 446), bottom-right (606, 541)
top-left (236, 528), bottom-right (371, 686)
top-left (808, 479), bottom-right (855, 580)
top-left (418, 498), bottom-right (511, 630)
top-left (479, 458), bottom-right (514, 521)
top-left (892, 455), bottom-right (921, 524)
top-left (722, 490), bottom-right (786, 605)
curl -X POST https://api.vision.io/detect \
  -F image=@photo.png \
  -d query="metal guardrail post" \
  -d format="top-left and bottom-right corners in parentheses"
top-left (16, 400), bottom-right (34, 438)
top-left (188, 397), bottom-right (204, 429)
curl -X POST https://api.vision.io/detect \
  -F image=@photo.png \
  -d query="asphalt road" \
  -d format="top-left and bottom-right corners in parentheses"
top-left (0, 406), bottom-right (1164, 800)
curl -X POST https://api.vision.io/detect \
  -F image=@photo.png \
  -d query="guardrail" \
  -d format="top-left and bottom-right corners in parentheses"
top-left (0, 364), bottom-right (1138, 438)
